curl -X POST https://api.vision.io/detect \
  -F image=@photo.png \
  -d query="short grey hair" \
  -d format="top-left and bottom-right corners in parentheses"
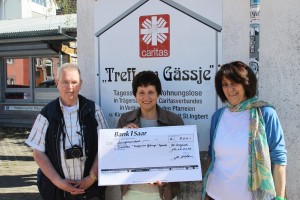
top-left (56, 63), bottom-right (82, 81)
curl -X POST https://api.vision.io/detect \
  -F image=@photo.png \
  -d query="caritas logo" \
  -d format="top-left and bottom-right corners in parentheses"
top-left (139, 14), bottom-right (170, 58)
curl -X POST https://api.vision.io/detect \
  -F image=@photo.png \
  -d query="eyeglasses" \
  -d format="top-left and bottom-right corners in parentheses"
top-left (59, 81), bottom-right (81, 88)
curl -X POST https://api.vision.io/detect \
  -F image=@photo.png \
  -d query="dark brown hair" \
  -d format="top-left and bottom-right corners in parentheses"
top-left (132, 71), bottom-right (161, 97)
top-left (215, 61), bottom-right (257, 102)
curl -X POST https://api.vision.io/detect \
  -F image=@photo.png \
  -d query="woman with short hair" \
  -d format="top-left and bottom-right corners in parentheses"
top-left (117, 70), bottom-right (183, 200)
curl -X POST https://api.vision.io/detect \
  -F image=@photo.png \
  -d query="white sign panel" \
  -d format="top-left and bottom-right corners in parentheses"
top-left (4, 105), bottom-right (43, 111)
top-left (95, 0), bottom-right (222, 150)
top-left (98, 125), bottom-right (201, 186)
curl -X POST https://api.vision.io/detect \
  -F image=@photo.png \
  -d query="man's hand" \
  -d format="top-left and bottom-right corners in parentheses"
top-left (33, 149), bottom-right (85, 195)
top-left (74, 175), bottom-right (96, 190)
top-left (54, 178), bottom-right (85, 195)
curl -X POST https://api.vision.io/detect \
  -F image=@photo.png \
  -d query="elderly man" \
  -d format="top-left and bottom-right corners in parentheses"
top-left (26, 63), bottom-right (108, 200)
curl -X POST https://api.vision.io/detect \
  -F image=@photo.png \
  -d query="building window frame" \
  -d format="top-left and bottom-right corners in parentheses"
top-left (31, 0), bottom-right (47, 7)
top-left (3, 57), bottom-right (32, 102)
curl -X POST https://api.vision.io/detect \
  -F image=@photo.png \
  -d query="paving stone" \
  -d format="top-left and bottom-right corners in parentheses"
top-left (0, 127), bottom-right (41, 200)
top-left (0, 127), bottom-right (207, 200)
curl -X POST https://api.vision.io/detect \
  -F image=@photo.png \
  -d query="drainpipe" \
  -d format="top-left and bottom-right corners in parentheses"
top-left (58, 26), bottom-right (63, 66)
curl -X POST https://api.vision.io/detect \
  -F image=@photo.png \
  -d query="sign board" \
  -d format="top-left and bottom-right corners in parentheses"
top-left (98, 125), bottom-right (202, 185)
top-left (4, 105), bottom-right (43, 111)
top-left (94, 0), bottom-right (222, 150)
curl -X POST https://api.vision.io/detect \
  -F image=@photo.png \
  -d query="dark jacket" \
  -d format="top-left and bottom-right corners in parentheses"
top-left (37, 95), bottom-right (106, 200)
top-left (117, 105), bottom-right (184, 200)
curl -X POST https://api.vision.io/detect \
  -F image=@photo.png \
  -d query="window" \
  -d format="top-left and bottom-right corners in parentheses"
top-left (6, 58), bottom-right (30, 89)
top-left (32, 0), bottom-right (47, 7)
top-left (5, 58), bottom-right (31, 100)
top-left (6, 59), bottom-right (13, 64)
top-left (34, 57), bottom-right (59, 88)
top-left (3, 56), bottom-right (60, 101)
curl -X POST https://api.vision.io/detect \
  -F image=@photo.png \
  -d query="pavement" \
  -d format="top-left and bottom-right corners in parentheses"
top-left (0, 127), bottom-right (41, 200)
top-left (0, 127), bottom-right (204, 200)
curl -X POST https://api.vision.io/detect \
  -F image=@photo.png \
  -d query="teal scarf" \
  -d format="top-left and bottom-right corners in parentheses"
top-left (228, 97), bottom-right (276, 200)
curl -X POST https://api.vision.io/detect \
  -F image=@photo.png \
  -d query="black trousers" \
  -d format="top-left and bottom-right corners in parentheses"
top-left (64, 192), bottom-right (100, 200)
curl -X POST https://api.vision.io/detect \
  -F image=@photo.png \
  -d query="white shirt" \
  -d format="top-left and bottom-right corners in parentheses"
top-left (26, 99), bottom-right (108, 180)
top-left (206, 108), bottom-right (252, 200)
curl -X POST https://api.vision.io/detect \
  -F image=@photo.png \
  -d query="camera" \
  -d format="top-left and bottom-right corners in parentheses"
top-left (64, 145), bottom-right (83, 159)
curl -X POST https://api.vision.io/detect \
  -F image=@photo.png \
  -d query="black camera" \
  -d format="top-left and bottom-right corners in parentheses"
top-left (64, 145), bottom-right (83, 159)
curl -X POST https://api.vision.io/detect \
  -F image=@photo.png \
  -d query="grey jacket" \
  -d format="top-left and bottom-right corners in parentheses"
top-left (117, 105), bottom-right (184, 200)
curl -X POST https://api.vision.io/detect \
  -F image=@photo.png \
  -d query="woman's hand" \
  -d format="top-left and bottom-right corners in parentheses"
top-left (124, 123), bottom-right (139, 128)
top-left (156, 180), bottom-right (167, 187)
top-left (149, 180), bottom-right (167, 187)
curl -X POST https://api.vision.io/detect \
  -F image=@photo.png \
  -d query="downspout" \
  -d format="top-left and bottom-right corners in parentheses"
top-left (58, 26), bottom-right (63, 66)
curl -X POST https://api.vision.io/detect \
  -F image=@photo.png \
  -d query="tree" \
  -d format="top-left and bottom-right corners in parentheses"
top-left (56, 0), bottom-right (77, 15)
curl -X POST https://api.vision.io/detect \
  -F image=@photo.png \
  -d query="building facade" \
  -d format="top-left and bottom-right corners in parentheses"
top-left (0, 0), bottom-right (77, 127)
top-left (0, 0), bottom-right (57, 20)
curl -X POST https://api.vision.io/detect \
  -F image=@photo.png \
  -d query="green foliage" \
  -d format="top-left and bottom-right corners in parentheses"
top-left (56, 0), bottom-right (77, 14)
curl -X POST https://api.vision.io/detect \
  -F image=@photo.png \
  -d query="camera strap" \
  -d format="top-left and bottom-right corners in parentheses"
top-left (62, 113), bottom-right (84, 151)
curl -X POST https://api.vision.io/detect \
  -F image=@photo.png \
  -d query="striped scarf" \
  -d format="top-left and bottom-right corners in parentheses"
top-left (228, 96), bottom-right (276, 200)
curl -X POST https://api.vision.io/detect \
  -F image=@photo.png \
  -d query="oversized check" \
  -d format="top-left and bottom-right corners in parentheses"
top-left (98, 125), bottom-right (202, 186)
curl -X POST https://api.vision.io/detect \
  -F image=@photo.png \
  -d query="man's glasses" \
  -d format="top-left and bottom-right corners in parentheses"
top-left (59, 81), bottom-right (81, 88)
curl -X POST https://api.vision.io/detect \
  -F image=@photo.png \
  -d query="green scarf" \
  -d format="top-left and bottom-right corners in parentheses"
top-left (228, 96), bottom-right (276, 200)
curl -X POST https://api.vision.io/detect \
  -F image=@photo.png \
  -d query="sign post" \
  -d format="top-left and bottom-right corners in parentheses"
top-left (94, 0), bottom-right (222, 150)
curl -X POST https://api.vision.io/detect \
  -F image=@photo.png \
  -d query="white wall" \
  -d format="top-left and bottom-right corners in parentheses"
top-left (222, 0), bottom-right (249, 63)
top-left (77, 0), bottom-right (96, 101)
top-left (78, 0), bottom-right (300, 199)
top-left (223, 0), bottom-right (300, 198)
top-left (22, 0), bottom-right (33, 18)
top-left (3, 0), bottom-right (21, 19)
top-left (29, 0), bottom-right (57, 17)
top-left (259, 1), bottom-right (300, 199)
top-left (0, 0), bottom-right (56, 20)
